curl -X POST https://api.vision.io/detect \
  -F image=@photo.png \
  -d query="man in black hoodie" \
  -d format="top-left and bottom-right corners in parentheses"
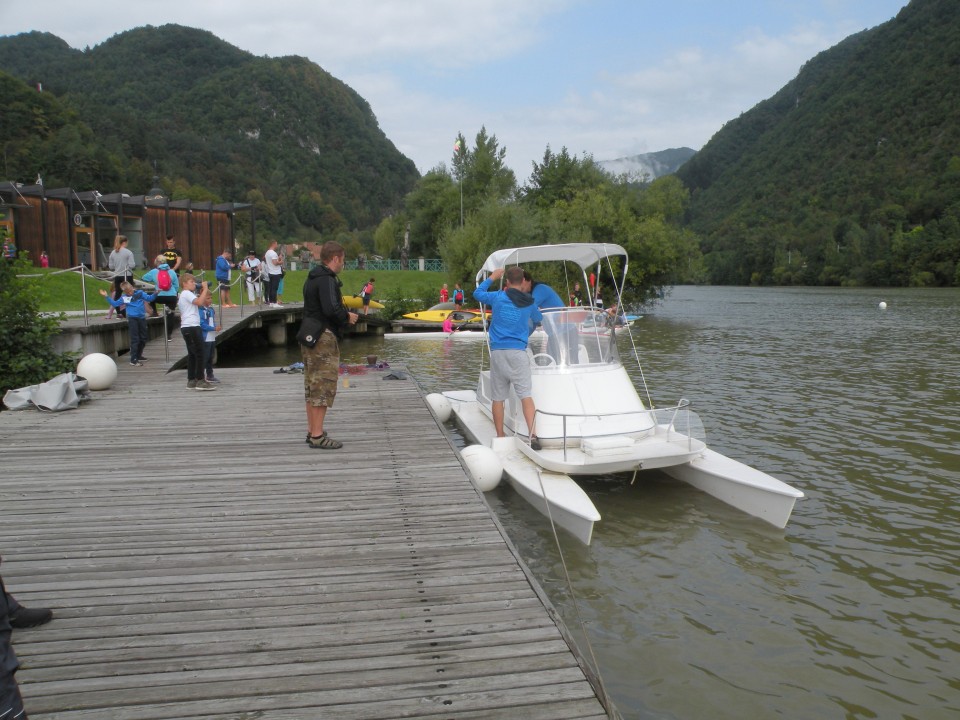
top-left (299, 241), bottom-right (357, 449)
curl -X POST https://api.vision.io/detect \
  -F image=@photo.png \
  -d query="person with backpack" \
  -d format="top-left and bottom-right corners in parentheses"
top-left (142, 254), bottom-right (180, 340)
top-left (360, 277), bottom-right (375, 315)
top-left (240, 249), bottom-right (263, 303)
top-left (453, 283), bottom-right (465, 310)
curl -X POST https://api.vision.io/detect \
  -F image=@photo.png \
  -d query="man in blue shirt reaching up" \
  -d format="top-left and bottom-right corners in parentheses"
top-left (473, 266), bottom-right (543, 449)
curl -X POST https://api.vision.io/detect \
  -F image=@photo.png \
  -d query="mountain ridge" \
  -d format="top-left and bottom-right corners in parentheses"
top-left (674, 0), bottom-right (960, 286)
top-left (0, 24), bottom-right (419, 238)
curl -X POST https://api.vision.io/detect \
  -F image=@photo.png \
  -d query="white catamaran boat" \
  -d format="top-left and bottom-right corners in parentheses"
top-left (435, 243), bottom-right (803, 544)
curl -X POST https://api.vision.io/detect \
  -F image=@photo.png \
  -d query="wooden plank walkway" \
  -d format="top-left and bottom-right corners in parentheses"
top-left (1, 348), bottom-right (615, 718)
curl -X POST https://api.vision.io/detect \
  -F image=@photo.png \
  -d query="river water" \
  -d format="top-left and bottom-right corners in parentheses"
top-left (223, 286), bottom-right (960, 719)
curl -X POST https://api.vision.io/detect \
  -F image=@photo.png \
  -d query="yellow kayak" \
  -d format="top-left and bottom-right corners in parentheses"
top-left (402, 303), bottom-right (488, 324)
top-left (343, 295), bottom-right (384, 310)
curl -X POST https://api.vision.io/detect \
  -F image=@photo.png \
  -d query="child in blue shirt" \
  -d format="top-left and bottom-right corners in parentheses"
top-left (199, 295), bottom-right (221, 382)
top-left (99, 282), bottom-right (157, 365)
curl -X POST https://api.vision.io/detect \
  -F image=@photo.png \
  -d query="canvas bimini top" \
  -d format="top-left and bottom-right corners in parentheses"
top-left (476, 243), bottom-right (629, 281)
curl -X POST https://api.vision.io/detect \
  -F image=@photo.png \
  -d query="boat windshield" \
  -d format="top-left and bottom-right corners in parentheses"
top-left (530, 307), bottom-right (621, 367)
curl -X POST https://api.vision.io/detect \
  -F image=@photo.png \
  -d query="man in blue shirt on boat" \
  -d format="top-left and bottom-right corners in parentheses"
top-left (474, 266), bottom-right (543, 449)
top-left (523, 271), bottom-right (578, 364)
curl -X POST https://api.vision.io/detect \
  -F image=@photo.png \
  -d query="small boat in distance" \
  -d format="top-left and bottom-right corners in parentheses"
top-left (402, 302), bottom-right (489, 325)
top-left (437, 242), bottom-right (803, 544)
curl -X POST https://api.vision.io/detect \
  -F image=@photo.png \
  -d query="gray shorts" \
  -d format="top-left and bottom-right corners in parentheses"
top-left (490, 349), bottom-right (532, 401)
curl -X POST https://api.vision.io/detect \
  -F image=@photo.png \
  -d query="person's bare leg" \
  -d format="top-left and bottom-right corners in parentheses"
top-left (306, 403), bottom-right (328, 437)
top-left (521, 396), bottom-right (537, 439)
top-left (492, 400), bottom-right (505, 437)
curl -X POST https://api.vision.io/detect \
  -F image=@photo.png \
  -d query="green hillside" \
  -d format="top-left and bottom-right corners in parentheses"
top-left (0, 25), bottom-right (419, 239)
top-left (677, 0), bottom-right (960, 287)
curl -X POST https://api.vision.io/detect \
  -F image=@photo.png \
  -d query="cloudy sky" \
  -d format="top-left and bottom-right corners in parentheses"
top-left (2, 0), bottom-right (907, 182)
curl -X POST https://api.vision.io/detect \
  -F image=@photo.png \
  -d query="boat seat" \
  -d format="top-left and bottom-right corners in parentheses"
top-left (582, 435), bottom-right (637, 457)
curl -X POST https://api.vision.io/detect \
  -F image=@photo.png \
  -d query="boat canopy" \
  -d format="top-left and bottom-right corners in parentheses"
top-left (477, 243), bottom-right (628, 281)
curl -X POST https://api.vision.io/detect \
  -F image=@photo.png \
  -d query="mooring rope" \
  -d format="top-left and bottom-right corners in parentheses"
top-left (533, 466), bottom-right (617, 718)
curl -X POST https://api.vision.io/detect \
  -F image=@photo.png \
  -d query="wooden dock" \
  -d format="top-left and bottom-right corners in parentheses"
top-left (1, 341), bottom-right (615, 718)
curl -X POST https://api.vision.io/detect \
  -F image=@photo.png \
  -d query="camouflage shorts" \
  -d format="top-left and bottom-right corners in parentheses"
top-left (302, 330), bottom-right (339, 407)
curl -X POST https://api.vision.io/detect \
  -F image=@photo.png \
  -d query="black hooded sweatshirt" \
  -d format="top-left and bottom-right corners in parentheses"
top-left (303, 263), bottom-right (351, 339)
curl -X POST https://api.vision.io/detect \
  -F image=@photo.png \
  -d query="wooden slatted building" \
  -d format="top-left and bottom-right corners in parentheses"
top-left (0, 181), bottom-right (254, 271)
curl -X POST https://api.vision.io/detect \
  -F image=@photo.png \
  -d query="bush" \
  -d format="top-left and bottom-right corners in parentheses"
top-left (0, 256), bottom-right (78, 403)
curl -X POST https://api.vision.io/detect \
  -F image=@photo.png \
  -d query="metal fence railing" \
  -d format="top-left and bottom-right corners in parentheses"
top-left (340, 258), bottom-right (445, 272)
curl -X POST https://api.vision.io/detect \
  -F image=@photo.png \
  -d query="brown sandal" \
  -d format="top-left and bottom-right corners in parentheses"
top-left (308, 432), bottom-right (343, 450)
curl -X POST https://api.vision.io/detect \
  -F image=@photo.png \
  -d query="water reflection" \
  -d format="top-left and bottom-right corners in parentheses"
top-left (220, 286), bottom-right (960, 719)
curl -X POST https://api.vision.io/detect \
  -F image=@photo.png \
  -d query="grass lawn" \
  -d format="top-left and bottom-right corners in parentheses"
top-left (22, 266), bottom-right (452, 319)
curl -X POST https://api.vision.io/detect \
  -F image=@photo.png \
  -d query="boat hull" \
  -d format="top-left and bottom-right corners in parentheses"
top-left (446, 391), bottom-right (600, 544)
top-left (386, 331), bottom-right (487, 340)
top-left (662, 449), bottom-right (804, 529)
top-left (445, 389), bottom-right (803, 540)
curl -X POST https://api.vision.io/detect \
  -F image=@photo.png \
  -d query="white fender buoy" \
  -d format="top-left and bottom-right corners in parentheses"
top-left (426, 393), bottom-right (452, 422)
top-left (461, 444), bottom-right (503, 491)
top-left (76, 353), bottom-right (118, 390)
top-left (878, 301), bottom-right (887, 310)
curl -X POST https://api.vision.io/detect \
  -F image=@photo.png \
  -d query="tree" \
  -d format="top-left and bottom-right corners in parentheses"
top-left (440, 199), bottom-right (538, 284)
top-left (0, 231), bottom-right (77, 400)
top-left (521, 146), bottom-right (609, 209)
top-left (463, 126), bottom-right (516, 206)
top-left (403, 169), bottom-right (459, 256)
top-left (373, 216), bottom-right (400, 259)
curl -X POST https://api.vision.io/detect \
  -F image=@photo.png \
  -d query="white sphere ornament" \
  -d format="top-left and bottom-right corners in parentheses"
top-left (461, 444), bottom-right (503, 492)
top-left (878, 301), bottom-right (887, 310)
top-left (76, 353), bottom-right (118, 390)
top-left (426, 393), bottom-right (452, 422)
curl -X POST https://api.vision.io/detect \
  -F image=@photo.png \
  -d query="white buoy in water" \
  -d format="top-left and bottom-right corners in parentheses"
top-left (461, 444), bottom-right (503, 491)
top-left (76, 353), bottom-right (118, 390)
top-left (426, 393), bottom-right (452, 422)
top-left (879, 301), bottom-right (887, 310)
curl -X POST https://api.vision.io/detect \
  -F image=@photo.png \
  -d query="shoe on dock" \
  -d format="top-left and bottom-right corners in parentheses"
top-left (9, 606), bottom-right (53, 629)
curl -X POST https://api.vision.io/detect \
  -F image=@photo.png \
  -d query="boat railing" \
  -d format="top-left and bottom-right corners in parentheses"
top-left (533, 399), bottom-right (704, 461)
top-left (653, 400), bottom-right (705, 449)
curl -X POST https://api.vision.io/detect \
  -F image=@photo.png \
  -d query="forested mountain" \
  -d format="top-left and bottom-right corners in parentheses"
top-left (0, 25), bottom-right (419, 240)
top-left (676, 0), bottom-right (960, 287)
